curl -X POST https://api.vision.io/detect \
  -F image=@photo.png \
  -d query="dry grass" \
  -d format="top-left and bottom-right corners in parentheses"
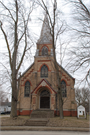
top-left (47, 116), bottom-right (90, 128)
top-left (0, 115), bottom-right (90, 128)
top-left (0, 116), bottom-right (30, 126)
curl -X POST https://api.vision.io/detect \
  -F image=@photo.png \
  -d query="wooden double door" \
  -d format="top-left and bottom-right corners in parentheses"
top-left (40, 90), bottom-right (50, 109)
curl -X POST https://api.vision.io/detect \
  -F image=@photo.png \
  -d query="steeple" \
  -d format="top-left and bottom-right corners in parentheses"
top-left (37, 14), bottom-right (52, 44)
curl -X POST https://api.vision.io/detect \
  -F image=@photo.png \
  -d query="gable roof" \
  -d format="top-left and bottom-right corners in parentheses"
top-left (19, 62), bottom-right (34, 79)
top-left (77, 105), bottom-right (85, 109)
top-left (31, 79), bottom-right (56, 94)
top-left (57, 62), bottom-right (75, 80)
top-left (19, 61), bottom-right (74, 82)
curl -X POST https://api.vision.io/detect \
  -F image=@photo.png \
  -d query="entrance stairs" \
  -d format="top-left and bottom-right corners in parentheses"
top-left (25, 118), bottom-right (48, 126)
top-left (30, 109), bottom-right (54, 118)
top-left (25, 110), bottom-right (54, 126)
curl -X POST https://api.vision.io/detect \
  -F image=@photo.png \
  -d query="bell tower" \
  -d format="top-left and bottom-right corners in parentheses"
top-left (35, 14), bottom-right (53, 57)
top-left (34, 14), bottom-right (54, 87)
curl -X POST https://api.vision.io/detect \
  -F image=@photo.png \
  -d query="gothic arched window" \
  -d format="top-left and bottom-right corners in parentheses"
top-left (61, 80), bottom-right (67, 97)
top-left (42, 46), bottom-right (48, 56)
top-left (41, 65), bottom-right (48, 77)
top-left (24, 81), bottom-right (30, 97)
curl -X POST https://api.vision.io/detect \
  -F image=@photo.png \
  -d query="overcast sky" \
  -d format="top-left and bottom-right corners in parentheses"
top-left (0, 0), bottom-right (90, 101)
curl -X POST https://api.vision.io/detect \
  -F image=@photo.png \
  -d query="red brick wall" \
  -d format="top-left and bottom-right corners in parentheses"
top-left (17, 110), bottom-right (77, 117)
top-left (17, 110), bottom-right (32, 116)
top-left (54, 110), bottom-right (77, 117)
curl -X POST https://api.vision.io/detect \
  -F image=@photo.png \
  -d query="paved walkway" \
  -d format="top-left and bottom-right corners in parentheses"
top-left (1, 131), bottom-right (90, 135)
top-left (0, 126), bottom-right (90, 132)
top-left (0, 115), bottom-right (10, 118)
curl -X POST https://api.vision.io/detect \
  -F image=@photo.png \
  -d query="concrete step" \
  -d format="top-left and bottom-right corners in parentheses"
top-left (30, 110), bottom-right (54, 118)
top-left (25, 118), bottom-right (49, 126)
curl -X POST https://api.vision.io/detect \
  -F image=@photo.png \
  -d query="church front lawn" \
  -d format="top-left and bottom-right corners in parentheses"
top-left (0, 116), bottom-right (30, 126)
top-left (0, 115), bottom-right (89, 128)
top-left (47, 116), bottom-right (89, 128)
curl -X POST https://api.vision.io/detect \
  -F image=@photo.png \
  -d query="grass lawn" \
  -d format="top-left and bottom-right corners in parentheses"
top-left (0, 115), bottom-right (90, 128)
top-left (0, 115), bottom-right (30, 126)
top-left (47, 116), bottom-right (90, 128)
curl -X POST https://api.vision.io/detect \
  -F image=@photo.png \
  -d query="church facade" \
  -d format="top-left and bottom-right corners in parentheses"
top-left (17, 15), bottom-right (77, 117)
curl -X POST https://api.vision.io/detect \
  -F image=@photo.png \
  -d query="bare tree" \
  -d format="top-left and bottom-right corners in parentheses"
top-left (0, 76), bottom-right (7, 103)
top-left (75, 87), bottom-right (90, 112)
top-left (75, 88), bottom-right (82, 105)
top-left (36, 0), bottom-right (67, 119)
top-left (66, 0), bottom-right (90, 86)
top-left (82, 88), bottom-right (90, 110)
top-left (0, 0), bottom-right (35, 117)
top-left (0, 90), bottom-right (7, 103)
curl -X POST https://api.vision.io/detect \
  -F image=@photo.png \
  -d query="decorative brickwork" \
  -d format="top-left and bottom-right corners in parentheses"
top-left (51, 97), bottom-right (55, 105)
top-left (32, 97), bottom-right (36, 104)
top-left (17, 14), bottom-right (77, 117)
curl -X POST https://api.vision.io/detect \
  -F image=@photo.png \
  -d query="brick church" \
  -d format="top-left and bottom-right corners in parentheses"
top-left (17, 15), bottom-right (77, 117)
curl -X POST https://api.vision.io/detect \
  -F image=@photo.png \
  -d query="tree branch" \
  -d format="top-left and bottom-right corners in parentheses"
top-left (0, 1), bottom-right (15, 22)
top-left (0, 21), bottom-right (12, 70)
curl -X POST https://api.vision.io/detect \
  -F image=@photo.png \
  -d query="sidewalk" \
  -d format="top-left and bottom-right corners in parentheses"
top-left (0, 126), bottom-right (90, 132)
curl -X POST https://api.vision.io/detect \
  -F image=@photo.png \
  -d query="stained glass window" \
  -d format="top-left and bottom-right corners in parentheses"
top-left (61, 80), bottom-right (67, 97)
top-left (41, 65), bottom-right (48, 77)
top-left (24, 81), bottom-right (30, 97)
top-left (42, 46), bottom-right (48, 56)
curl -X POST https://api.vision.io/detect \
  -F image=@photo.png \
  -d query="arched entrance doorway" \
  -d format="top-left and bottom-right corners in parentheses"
top-left (40, 90), bottom-right (50, 109)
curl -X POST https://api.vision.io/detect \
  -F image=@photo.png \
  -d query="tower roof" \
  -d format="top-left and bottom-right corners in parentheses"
top-left (37, 14), bottom-right (52, 44)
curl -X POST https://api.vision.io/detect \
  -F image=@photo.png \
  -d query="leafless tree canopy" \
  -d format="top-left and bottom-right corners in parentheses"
top-left (0, 0), bottom-right (35, 117)
top-left (0, 90), bottom-right (7, 104)
top-left (75, 87), bottom-right (90, 112)
top-left (0, 0), bottom-right (35, 73)
top-left (66, 0), bottom-right (90, 86)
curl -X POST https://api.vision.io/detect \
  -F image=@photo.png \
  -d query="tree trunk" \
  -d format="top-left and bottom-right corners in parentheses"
top-left (10, 0), bottom-right (18, 117)
top-left (53, 49), bottom-right (63, 119)
top-left (11, 54), bottom-right (17, 117)
top-left (51, 0), bottom-right (63, 119)
top-left (11, 79), bottom-right (17, 117)
top-left (52, 27), bottom-right (63, 119)
top-left (10, 49), bottom-right (17, 117)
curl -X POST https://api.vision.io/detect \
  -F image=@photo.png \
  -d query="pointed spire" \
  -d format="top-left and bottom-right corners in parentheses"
top-left (37, 14), bottom-right (52, 44)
